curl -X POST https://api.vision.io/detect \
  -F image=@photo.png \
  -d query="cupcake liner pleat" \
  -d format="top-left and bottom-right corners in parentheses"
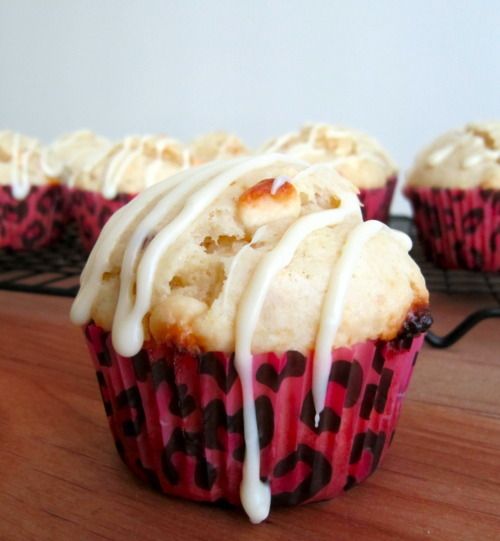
top-left (358, 176), bottom-right (397, 223)
top-left (72, 189), bottom-right (135, 252)
top-left (85, 323), bottom-right (424, 508)
top-left (0, 184), bottom-right (65, 250)
top-left (405, 186), bottom-right (500, 271)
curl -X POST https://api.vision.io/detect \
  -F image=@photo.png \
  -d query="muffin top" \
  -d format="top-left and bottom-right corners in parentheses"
top-left (42, 130), bottom-right (112, 186)
top-left (0, 130), bottom-right (57, 199)
top-left (72, 154), bottom-right (428, 358)
top-left (261, 123), bottom-right (397, 189)
top-left (73, 134), bottom-right (190, 198)
top-left (407, 122), bottom-right (500, 189)
top-left (190, 131), bottom-right (248, 165)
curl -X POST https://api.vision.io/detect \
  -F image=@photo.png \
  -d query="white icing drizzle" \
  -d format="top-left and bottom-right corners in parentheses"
top-left (270, 175), bottom-right (290, 195)
top-left (235, 199), bottom-right (360, 522)
top-left (70, 164), bottom-right (216, 326)
top-left (426, 144), bottom-right (455, 166)
top-left (11, 135), bottom-right (38, 200)
top-left (111, 154), bottom-right (306, 357)
top-left (181, 148), bottom-right (191, 169)
top-left (222, 225), bottom-right (268, 310)
top-left (71, 155), bottom-right (413, 523)
top-left (264, 124), bottom-right (395, 173)
top-left (101, 137), bottom-right (146, 199)
top-left (313, 220), bottom-right (384, 423)
top-left (40, 147), bottom-right (63, 178)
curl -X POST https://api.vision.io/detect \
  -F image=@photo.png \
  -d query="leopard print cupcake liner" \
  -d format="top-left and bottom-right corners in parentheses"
top-left (72, 189), bottom-right (135, 252)
top-left (358, 176), bottom-right (397, 223)
top-left (0, 185), bottom-right (65, 250)
top-left (405, 187), bottom-right (500, 271)
top-left (84, 321), bottom-right (425, 510)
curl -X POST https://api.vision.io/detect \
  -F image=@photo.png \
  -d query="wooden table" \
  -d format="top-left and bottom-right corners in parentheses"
top-left (0, 290), bottom-right (499, 541)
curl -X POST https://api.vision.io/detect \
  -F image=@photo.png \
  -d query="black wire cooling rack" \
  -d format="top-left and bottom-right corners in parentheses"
top-left (0, 226), bottom-right (84, 297)
top-left (0, 217), bottom-right (499, 346)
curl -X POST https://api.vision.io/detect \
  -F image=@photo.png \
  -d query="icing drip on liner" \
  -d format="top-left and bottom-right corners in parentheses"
top-left (71, 155), bottom-right (413, 523)
top-left (10, 134), bottom-right (38, 200)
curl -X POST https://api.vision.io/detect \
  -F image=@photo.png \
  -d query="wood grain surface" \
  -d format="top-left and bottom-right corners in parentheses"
top-left (0, 290), bottom-right (499, 541)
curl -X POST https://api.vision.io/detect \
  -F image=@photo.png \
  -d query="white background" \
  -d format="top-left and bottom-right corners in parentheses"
top-left (1, 0), bottom-right (499, 214)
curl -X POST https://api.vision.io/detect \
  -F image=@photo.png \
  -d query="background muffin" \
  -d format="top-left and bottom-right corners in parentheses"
top-left (71, 134), bottom-right (190, 251)
top-left (261, 123), bottom-right (398, 221)
top-left (189, 131), bottom-right (249, 165)
top-left (405, 122), bottom-right (500, 271)
top-left (71, 155), bottom-right (431, 523)
top-left (0, 130), bottom-right (64, 250)
top-left (42, 130), bottom-right (112, 224)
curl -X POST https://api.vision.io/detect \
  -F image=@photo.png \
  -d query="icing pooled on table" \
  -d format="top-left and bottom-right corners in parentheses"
top-left (71, 155), bottom-right (425, 522)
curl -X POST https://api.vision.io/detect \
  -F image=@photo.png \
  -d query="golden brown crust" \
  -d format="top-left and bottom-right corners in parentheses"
top-left (237, 177), bottom-right (301, 232)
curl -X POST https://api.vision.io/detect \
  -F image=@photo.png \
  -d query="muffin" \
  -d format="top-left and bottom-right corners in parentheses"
top-left (405, 122), bottom-right (500, 271)
top-left (71, 154), bottom-right (431, 523)
top-left (0, 130), bottom-right (64, 250)
top-left (190, 131), bottom-right (248, 165)
top-left (72, 134), bottom-right (190, 251)
top-left (42, 130), bottom-right (112, 224)
top-left (261, 123), bottom-right (398, 222)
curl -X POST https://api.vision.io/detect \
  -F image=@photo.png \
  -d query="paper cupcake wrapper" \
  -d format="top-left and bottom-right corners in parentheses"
top-left (72, 189), bottom-right (135, 252)
top-left (0, 184), bottom-right (65, 250)
top-left (358, 176), bottom-right (397, 223)
top-left (405, 187), bottom-right (500, 271)
top-left (60, 185), bottom-right (74, 224)
top-left (84, 323), bottom-right (424, 508)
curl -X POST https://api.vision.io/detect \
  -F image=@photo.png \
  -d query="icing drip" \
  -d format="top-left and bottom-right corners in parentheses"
top-left (313, 220), bottom-right (384, 422)
top-left (70, 165), bottom-right (209, 326)
top-left (235, 195), bottom-right (360, 522)
top-left (222, 225), bottom-right (268, 310)
top-left (270, 175), bottom-right (290, 195)
top-left (40, 147), bottom-right (63, 178)
top-left (71, 155), bottom-right (413, 523)
top-left (11, 135), bottom-right (38, 200)
top-left (102, 137), bottom-right (146, 199)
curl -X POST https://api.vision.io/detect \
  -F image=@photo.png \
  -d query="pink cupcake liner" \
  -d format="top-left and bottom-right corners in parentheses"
top-left (60, 185), bottom-right (74, 225)
top-left (405, 187), bottom-right (500, 271)
top-left (0, 184), bottom-right (65, 250)
top-left (72, 189), bottom-right (135, 252)
top-left (83, 313), bottom-right (428, 510)
top-left (358, 176), bottom-right (397, 223)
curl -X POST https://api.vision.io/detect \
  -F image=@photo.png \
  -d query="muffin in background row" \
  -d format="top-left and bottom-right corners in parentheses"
top-left (71, 155), bottom-right (431, 523)
top-left (262, 123), bottom-right (398, 222)
top-left (0, 131), bottom-right (64, 250)
top-left (405, 121), bottom-right (500, 271)
top-left (70, 134), bottom-right (189, 251)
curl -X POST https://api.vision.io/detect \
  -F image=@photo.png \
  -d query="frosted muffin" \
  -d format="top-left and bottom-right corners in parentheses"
top-left (261, 123), bottom-right (397, 221)
top-left (0, 130), bottom-right (64, 250)
top-left (42, 130), bottom-right (112, 224)
top-left (72, 134), bottom-right (190, 251)
top-left (190, 131), bottom-right (248, 165)
top-left (71, 155), bottom-right (431, 523)
top-left (405, 122), bottom-right (500, 271)
top-left (43, 130), bottom-right (112, 186)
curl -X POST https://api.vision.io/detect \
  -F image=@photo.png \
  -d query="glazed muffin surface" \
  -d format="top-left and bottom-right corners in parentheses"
top-left (261, 123), bottom-right (397, 189)
top-left (74, 155), bottom-right (428, 354)
top-left (407, 122), bottom-right (500, 189)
